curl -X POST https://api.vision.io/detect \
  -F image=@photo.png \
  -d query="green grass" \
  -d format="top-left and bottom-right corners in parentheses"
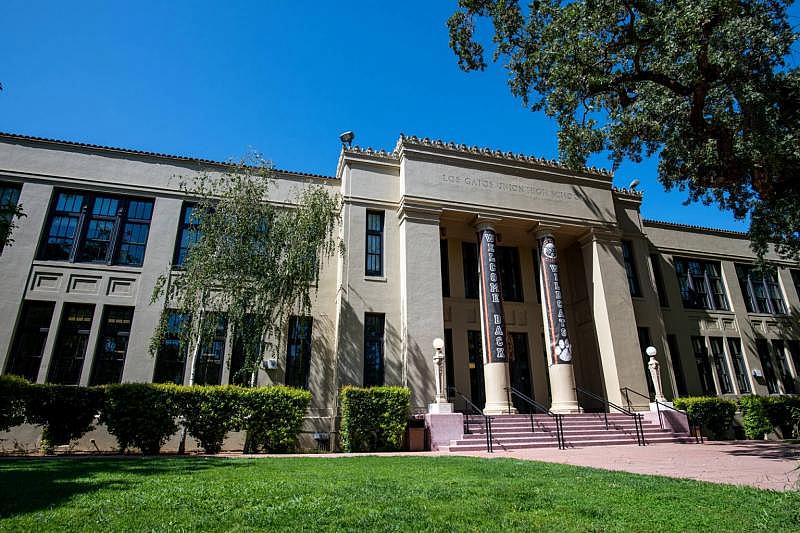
top-left (0, 456), bottom-right (797, 532)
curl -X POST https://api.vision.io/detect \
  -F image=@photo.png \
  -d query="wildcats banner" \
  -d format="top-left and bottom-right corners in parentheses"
top-left (539, 235), bottom-right (573, 365)
top-left (478, 229), bottom-right (507, 364)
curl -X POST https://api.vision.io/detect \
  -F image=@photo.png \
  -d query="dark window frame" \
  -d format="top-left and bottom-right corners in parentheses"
top-left (89, 306), bottom-right (134, 385)
top-left (4, 300), bottom-right (55, 382)
top-left (674, 258), bottom-right (729, 311)
top-left (708, 336), bottom-right (734, 394)
top-left (736, 264), bottom-right (786, 315)
top-left (47, 303), bottom-right (95, 385)
top-left (462, 241), bottom-right (479, 299)
top-left (153, 311), bottom-right (190, 385)
top-left (497, 245), bottom-right (524, 302)
top-left (649, 254), bottom-right (669, 307)
top-left (666, 334), bottom-right (688, 397)
top-left (691, 336), bottom-right (717, 396)
top-left (440, 239), bottom-right (450, 297)
top-left (363, 313), bottom-right (385, 387)
top-left (365, 210), bottom-right (384, 277)
top-left (622, 240), bottom-right (642, 297)
top-left (174, 202), bottom-right (202, 266)
top-left (285, 315), bottom-right (313, 389)
top-left (726, 338), bottom-right (751, 393)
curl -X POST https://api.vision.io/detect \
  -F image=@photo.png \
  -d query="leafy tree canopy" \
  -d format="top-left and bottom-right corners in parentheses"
top-left (150, 156), bottom-right (342, 385)
top-left (449, 0), bottom-right (800, 260)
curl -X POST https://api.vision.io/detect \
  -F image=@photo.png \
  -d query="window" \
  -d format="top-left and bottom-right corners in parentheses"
top-left (89, 306), bottom-right (133, 385)
top-left (789, 341), bottom-right (800, 385)
top-left (365, 211), bottom-right (384, 276)
top-left (755, 339), bottom-right (779, 394)
top-left (708, 337), bottom-right (733, 394)
top-left (230, 315), bottom-right (262, 386)
top-left (666, 335), bottom-right (688, 397)
top-left (285, 316), bottom-right (313, 389)
top-left (5, 301), bottom-right (54, 381)
top-left (792, 270), bottom-right (800, 299)
top-left (622, 240), bottom-right (641, 297)
top-left (462, 242), bottom-right (479, 299)
top-left (637, 327), bottom-right (655, 397)
top-left (47, 304), bottom-right (95, 385)
top-left (691, 336), bottom-right (717, 395)
top-left (727, 338), bottom-right (751, 393)
top-left (153, 311), bottom-right (189, 384)
top-left (508, 332), bottom-right (533, 412)
top-left (0, 183), bottom-right (22, 254)
top-left (41, 191), bottom-right (154, 266)
top-left (771, 340), bottom-right (795, 394)
top-left (532, 248), bottom-right (541, 303)
top-left (174, 203), bottom-right (202, 266)
top-left (736, 265), bottom-right (786, 315)
top-left (440, 239), bottom-right (450, 297)
top-left (194, 314), bottom-right (227, 385)
top-left (674, 258), bottom-right (729, 310)
top-left (467, 330), bottom-right (485, 408)
top-left (497, 246), bottom-right (524, 302)
top-left (444, 329), bottom-right (454, 399)
top-left (363, 313), bottom-right (385, 386)
top-left (649, 254), bottom-right (669, 307)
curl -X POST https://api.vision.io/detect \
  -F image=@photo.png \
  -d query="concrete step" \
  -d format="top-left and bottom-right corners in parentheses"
top-left (460, 428), bottom-right (676, 440)
top-left (446, 435), bottom-right (695, 452)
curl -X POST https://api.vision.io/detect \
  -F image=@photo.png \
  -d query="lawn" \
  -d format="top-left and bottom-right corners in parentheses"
top-left (0, 456), bottom-right (798, 532)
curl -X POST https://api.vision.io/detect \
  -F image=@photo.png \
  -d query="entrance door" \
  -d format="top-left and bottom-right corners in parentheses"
top-left (467, 330), bottom-right (485, 409)
top-left (509, 332), bottom-right (533, 413)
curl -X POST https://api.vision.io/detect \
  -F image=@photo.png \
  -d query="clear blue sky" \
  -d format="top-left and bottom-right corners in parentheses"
top-left (3, 1), bottom-right (799, 231)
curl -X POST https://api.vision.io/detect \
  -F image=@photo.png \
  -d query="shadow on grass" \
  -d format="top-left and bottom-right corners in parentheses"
top-left (0, 456), bottom-right (241, 519)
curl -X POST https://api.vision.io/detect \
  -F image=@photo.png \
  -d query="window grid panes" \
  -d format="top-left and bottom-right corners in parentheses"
top-left (674, 258), bottom-right (729, 310)
top-left (365, 211), bottom-right (384, 277)
top-left (755, 339), bottom-right (779, 394)
top-left (47, 304), bottom-right (95, 385)
top-left (363, 313), bottom-right (385, 387)
top-left (771, 340), bottom-right (795, 394)
top-left (666, 334), bottom-right (688, 397)
top-left (194, 314), bottom-right (227, 386)
top-left (708, 337), bottom-right (733, 394)
top-left (649, 254), bottom-right (669, 307)
top-left (153, 311), bottom-right (189, 384)
top-left (5, 301), bottom-right (55, 382)
top-left (727, 338), bottom-right (751, 393)
top-left (89, 306), bottom-right (133, 385)
top-left (736, 264), bottom-right (786, 315)
top-left (0, 183), bottom-right (22, 253)
top-left (285, 316), bottom-right (313, 389)
top-left (175, 203), bottom-right (202, 266)
top-left (622, 240), bottom-right (641, 297)
top-left (691, 336), bottom-right (717, 396)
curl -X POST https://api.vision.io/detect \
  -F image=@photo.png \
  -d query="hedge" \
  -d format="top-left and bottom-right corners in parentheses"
top-left (738, 395), bottom-right (800, 439)
top-left (100, 383), bottom-right (181, 454)
top-left (673, 396), bottom-right (736, 440)
top-left (339, 386), bottom-right (411, 452)
top-left (176, 385), bottom-right (245, 454)
top-left (241, 386), bottom-right (311, 453)
top-left (0, 375), bottom-right (29, 432)
top-left (25, 383), bottom-right (105, 450)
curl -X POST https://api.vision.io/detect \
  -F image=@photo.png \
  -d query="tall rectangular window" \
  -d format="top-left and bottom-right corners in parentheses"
top-left (497, 246), bottom-right (524, 302)
top-left (285, 316), bottom-right (313, 389)
top-left (440, 239), bottom-right (450, 297)
top-left (363, 313), bottom-right (385, 387)
top-left (194, 314), bottom-right (227, 386)
top-left (708, 337), bottom-right (733, 394)
top-left (365, 211), bottom-right (384, 276)
top-left (0, 183), bottom-right (22, 254)
top-left (666, 334), bottom-right (688, 397)
top-left (444, 328), bottom-right (454, 399)
top-left (621, 240), bottom-right (642, 297)
top-left (532, 248), bottom-right (542, 303)
top-left (467, 330), bottom-right (485, 408)
top-left (89, 306), bottom-right (133, 385)
top-left (230, 314), bottom-right (261, 386)
top-left (41, 190), bottom-right (153, 266)
top-left (755, 339), bottom-right (779, 394)
top-left (727, 338), bottom-right (751, 393)
top-left (462, 242), bottom-right (479, 299)
top-left (649, 254), bottom-right (669, 307)
top-left (736, 264), bottom-right (786, 315)
top-left (174, 203), bottom-right (202, 266)
top-left (691, 336), bottom-right (717, 396)
top-left (788, 341), bottom-right (800, 384)
top-left (637, 327), bottom-right (655, 397)
top-left (47, 304), bottom-right (95, 385)
top-left (771, 340), bottom-right (795, 394)
top-left (153, 311), bottom-right (189, 384)
top-left (674, 258), bottom-right (728, 310)
top-left (5, 301), bottom-right (55, 382)
top-left (509, 332), bottom-right (533, 412)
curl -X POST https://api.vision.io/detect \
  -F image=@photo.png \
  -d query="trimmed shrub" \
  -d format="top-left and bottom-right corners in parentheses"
top-left (241, 386), bottom-right (311, 453)
top-left (764, 395), bottom-right (800, 437)
top-left (25, 384), bottom-right (104, 449)
top-left (339, 386), bottom-right (411, 452)
top-left (738, 395), bottom-right (773, 440)
top-left (673, 396), bottom-right (736, 440)
top-left (175, 385), bottom-right (243, 454)
top-left (101, 383), bottom-right (180, 454)
top-left (0, 374), bottom-right (30, 432)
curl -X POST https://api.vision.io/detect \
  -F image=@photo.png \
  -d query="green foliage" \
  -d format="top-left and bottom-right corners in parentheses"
top-left (673, 396), bottom-right (736, 440)
top-left (240, 386), bottom-right (311, 453)
top-left (764, 395), bottom-right (800, 437)
top-left (100, 383), bottom-right (180, 454)
top-left (449, 0), bottom-right (800, 260)
top-left (0, 375), bottom-right (30, 432)
top-left (0, 194), bottom-right (25, 249)
top-left (25, 384), bottom-right (104, 448)
top-left (339, 386), bottom-right (411, 452)
top-left (174, 385), bottom-right (243, 454)
top-left (149, 156), bottom-right (342, 385)
top-left (738, 395), bottom-right (773, 439)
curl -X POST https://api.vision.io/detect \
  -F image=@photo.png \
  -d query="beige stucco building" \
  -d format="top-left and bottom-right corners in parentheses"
top-left (2, 132), bottom-right (799, 435)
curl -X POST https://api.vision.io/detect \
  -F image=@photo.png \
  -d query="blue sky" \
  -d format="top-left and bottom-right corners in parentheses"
top-left (3, 1), bottom-right (798, 231)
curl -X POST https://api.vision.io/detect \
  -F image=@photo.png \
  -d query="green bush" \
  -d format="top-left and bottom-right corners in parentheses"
top-left (339, 386), bottom-right (410, 452)
top-left (0, 375), bottom-right (30, 432)
top-left (241, 386), bottom-right (311, 453)
top-left (673, 396), bottom-right (736, 440)
top-left (175, 385), bottom-right (243, 454)
top-left (101, 383), bottom-right (180, 454)
top-left (738, 395), bottom-right (773, 439)
top-left (764, 395), bottom-right (800, 437)
top-left (25, 384), bottom-right (104, 449)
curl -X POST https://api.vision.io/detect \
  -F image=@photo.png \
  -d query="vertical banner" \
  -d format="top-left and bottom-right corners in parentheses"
top-left (478, 228), bottom-right (507, 364)
top-left (539, 235), bottom-right (573, 365)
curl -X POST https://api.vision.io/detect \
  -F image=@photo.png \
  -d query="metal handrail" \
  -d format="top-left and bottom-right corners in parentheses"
top-left (620, 387), bottom-right (703, 443)
top-left (574, 386), bottom-right (646, 446)
top-left (505, 386), bottom-right (566, 450)
top-left (450, 388), bottom-right (495, 452)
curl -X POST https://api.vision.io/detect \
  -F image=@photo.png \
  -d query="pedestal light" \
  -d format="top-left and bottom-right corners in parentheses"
top-left (429, 337), bottom-right (453, 414)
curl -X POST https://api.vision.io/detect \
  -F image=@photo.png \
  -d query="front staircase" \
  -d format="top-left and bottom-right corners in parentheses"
top-left (444, 412), bottom-right (694, 452)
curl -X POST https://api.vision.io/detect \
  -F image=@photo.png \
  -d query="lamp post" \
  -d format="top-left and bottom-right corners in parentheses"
top-left (429, 337), bottom-right (453, 413)
top-left (646, 346), bottom-right (668, 403)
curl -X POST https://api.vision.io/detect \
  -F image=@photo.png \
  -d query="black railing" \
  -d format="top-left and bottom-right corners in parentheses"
top-left (574, 386), bottom-right (646, 446)
top-left (620, 387), bottom-right (703, 443)
top-left (451, 388), bottom-right (495, 452)
top-left (505, 386), bottom-right (566, 450)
